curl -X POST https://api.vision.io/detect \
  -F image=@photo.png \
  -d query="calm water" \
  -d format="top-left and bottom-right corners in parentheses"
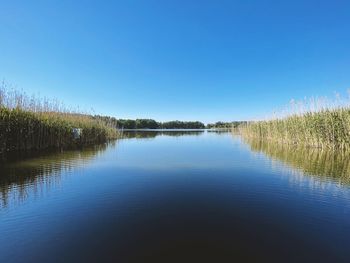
top-left (1, 131), bottom-right (350, 262)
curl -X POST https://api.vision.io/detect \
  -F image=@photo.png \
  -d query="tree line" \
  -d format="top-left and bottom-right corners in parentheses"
top-left (206, 121), bottom-right (247, 129)
top-left (94, 116), bottom-right (206, 129)
top-left (94, 116), bottom-right (246, 129)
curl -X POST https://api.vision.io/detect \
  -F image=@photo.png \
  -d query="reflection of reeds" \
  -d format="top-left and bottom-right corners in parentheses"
top-left (239, 96), bottom-right (350, 149)
top-left (0, 84), bottom-right (118, 154)
top-left (0, 143), bottom-right (111, 208)
top-left (242, 136), bottom-right (350, 185)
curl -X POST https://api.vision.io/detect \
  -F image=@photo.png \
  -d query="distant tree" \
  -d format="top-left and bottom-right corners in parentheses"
top-left (206, 121), bottom-right (247, 129)
top-left (117, 119), bottom-right (137, 129)
top-left (161, 120), bottom-right (205, 129)
top-left (135, 119), bottom-right (160, 129)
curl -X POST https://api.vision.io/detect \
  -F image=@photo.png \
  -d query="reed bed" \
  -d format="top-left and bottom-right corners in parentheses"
top-left (0, 84), bottom-right (118, 154)
top-left (239, 95), bottom-right (350, 149)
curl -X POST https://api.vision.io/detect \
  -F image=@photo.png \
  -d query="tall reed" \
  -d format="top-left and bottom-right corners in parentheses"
top-left (239, 95), bottom-right (350, 149)
top-left (0, 84), bottom-right (118, 154)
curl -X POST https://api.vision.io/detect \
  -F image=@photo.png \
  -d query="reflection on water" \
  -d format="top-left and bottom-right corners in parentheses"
top-left (1, 131), bottom-right (350, 262)
top-left (243, 136), bottom-right (350, 186)
top-left (0, 143), bottom-right (111, 208)
top-left (121, 129), bottom-right (205, 139)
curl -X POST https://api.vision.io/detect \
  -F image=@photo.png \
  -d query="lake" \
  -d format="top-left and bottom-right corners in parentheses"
top-left (1, 130), bottom-right (350, 262)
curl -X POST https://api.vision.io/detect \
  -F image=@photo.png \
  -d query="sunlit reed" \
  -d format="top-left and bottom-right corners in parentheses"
top-left (0, 83), bottom-right (118, 153)
top-left (239, 94), bottom-right (350, 149)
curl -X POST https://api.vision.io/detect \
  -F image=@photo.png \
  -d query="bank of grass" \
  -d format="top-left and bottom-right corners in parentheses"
top-left (239, 99), bottom-right (350, 149)
top-left (0, 85), bottom-right (118, 154)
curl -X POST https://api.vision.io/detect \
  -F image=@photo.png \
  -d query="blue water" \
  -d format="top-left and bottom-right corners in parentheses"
top-left (1, 131), bottom-right (350, 262)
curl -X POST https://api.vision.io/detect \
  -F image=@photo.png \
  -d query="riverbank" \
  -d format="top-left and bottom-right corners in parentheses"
top-left (239, 107), bottom-right (350, 149)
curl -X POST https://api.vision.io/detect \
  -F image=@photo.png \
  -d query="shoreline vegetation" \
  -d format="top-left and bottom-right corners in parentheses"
top-left (206, 121), bottom-right (246, 129)
top-left (0, 86), bottom-right (118, 154)
top-left (96, 116), bottom-right (245, 130)
top-left (238, 96), bottom-right (350, 149)
top-left (96, 117), bottom-right (206, 129)
top-left (0, 85), bottom-right (242, 155)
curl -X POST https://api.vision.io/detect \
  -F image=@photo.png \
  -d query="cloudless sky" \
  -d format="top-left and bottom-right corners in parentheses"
top-left (1, 0), bottom-right (349, 123)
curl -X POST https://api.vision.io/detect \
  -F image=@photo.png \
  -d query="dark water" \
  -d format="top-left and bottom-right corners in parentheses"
top-left (1, 131), bottom-right (350, 263)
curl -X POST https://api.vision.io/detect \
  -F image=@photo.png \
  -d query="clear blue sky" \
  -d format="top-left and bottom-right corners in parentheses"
top-left (1, 0), bottom-right (349, 123)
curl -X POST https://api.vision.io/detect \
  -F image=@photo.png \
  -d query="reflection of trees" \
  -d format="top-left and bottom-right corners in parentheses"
top-left (0, 143), bottom-right (111, 208)
top-left (207, 129), bottom-right (232, 133)
top-left (242, 137), bottom-right (350, 185)
top-left (121, 130), bottom-right (205, 139)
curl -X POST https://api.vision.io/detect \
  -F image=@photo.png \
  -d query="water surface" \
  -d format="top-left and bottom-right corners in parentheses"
top-left (1, 131), bottom-right (350, 262)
